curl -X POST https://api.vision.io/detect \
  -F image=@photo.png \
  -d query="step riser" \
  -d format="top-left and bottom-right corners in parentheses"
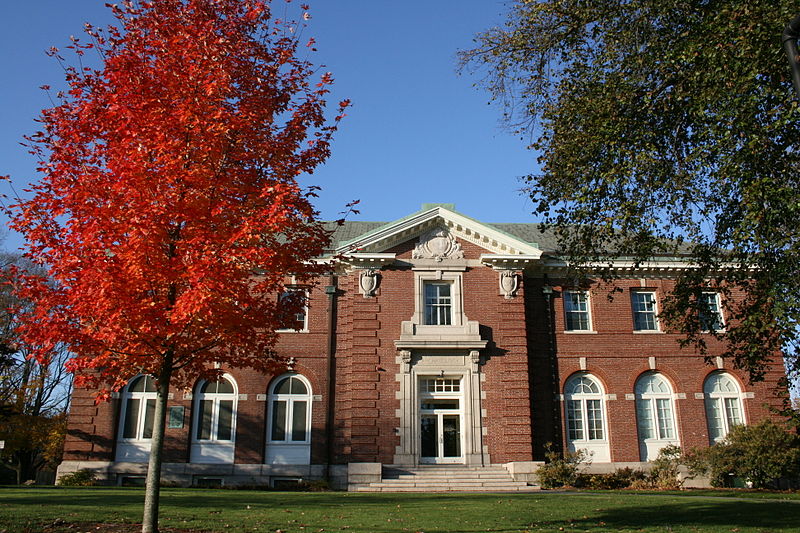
top-left (349, 466), bottom-right (540, 493)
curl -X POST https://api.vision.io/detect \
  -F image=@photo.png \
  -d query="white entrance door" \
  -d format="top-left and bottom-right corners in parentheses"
top-left (419, 377), bottom-right (464, 464)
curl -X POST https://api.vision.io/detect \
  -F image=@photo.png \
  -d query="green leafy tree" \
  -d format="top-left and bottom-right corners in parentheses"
top-left (461, 1), bottom-right (800, 385)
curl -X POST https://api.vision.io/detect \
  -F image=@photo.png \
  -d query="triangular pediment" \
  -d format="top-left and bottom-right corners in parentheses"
top-left (335, 205), bottom-right (543, 258)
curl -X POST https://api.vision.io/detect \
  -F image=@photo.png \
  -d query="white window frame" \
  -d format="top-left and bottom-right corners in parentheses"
top-left (563, 290), bottom-right (593, 332)
top-left (563, 373), bottom-right (610, 462)
top-left (699, 292), bottom-right (725, 332)
top-left (703, 372), bottom-right (745, 443)
top-left (193, 376), bottom-right (238, 444)
top-left (631, 291), bottom-right (660, 332)
top-left (267, 374), bottom-right (312, 445)
top-left (635, 373), bottom-right (679, 460)
top-left (276, 288), bottom-right (309, 333)
top-left (412, 270), bottom-right (465, 329)
top-left (118, 375), bottom-right (157, 442)
top-left (564, 374), bottom-right (607, 443)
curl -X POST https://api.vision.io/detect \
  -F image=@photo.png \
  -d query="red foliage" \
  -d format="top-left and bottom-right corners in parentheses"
top-left (10, 0), bottom-right (348, 399)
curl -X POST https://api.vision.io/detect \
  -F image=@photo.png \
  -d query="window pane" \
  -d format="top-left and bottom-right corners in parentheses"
top-left (123, 398), bottom-right (140, 439)
top-left (700, 293), bottom-right (723, 331)
top-left (637, 399), bottom-right (655, 440)
top-left (142, 399), bottom-right (156, 439)
top-left (566, 400), bottom-right (584, 440)
top-left (724, 398), bottom-right (742, 427)
top-left (217, 400), bottom-right (233, 441)
top-left (565, 292), bottom-right (590, 330)
top-left (198, 399), bottom-right (213, 440)
top-left (271, 400), bottom-right (287, 441)
top-left (705, 397), bottom-right (724, 442)
top-left (424, 282), bottom-right (452, 325)
top-left (633, 292), bottom-right (658, 330)
top-left (291, 400), bottom-right (307, 441)
top-left (586, 399), bottom-right (604, 440)
top-left (217, 379), bottom-right (234, 394)
top-left (274, 378), bottom-right (291, 394)
top-left (656, 398), bottom-right (674, 439)
top-left (289, 377), bottom-right (307, 395)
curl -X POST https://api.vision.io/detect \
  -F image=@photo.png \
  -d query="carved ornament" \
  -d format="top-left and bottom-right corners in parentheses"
top-left (412, 228), bottom-right (464, 262)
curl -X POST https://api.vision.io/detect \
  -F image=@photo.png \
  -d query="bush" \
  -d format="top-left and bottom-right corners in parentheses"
top-left (57, 469), bottom-right (96, 487)
top-left (647, 444), bottom-right (684, 489)
top-left (536, 443), bottom-right (589, 489)
top-left (577, 467), bottom-right (646, 490)
top-left (686, 420), bottom-right (800, 488)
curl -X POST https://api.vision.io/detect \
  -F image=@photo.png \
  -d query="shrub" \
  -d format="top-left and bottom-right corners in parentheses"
top-left (577, 467), bottom-right (646, 490)
top-left (647, 444), bottom-right (684, 489)
top-left (536, 443), bottom-right (589, 489)
top-left (57, 469), bottom-right (96, 487)
top-left (686, 420), bottom-right (800, 488)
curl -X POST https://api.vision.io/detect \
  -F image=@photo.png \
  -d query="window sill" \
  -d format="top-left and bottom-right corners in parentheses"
top-left (563, 330), bottom-right (598, 334)
top-left (276, 329), bottom-right (310, 334)
top-left (632, 330), bottom-right (664, 334)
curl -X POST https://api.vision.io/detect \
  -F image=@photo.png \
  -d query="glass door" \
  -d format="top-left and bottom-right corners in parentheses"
top-left (419, 377), bottom-right (463, 464)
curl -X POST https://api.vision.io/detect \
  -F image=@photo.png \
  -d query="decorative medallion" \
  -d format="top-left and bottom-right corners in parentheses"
top-left (499, 270), bottom-right (519, 299)
top-left (359, 269), bottom-right (380, 298)
top-left (412, 228), bottom-right (464, 262)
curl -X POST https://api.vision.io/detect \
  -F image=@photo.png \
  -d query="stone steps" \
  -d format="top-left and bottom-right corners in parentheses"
top-left (352, 465), bottom-right (540, 492)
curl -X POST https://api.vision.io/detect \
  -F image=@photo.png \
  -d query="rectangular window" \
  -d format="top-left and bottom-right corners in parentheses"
top-left (197, 399), bottom-right (213, 440)
top-left (424, 282), bottom-right (452, 325)
top-left (564, 291), bottom-right (591, 331)
top-left (586, 399), bottom-right (604, 440)
top-left (141, 399), bottom-right (156, 439)
top-left (724, 397), bottom-right (742, 427)
top-left (271, 400), bottom-right (287, 441)
top-left (655, 398), bottom-right (674, 439)
top-left (291, 401), bottom-right (307, 441)
top-left (705, 397), bottom-right (724, 441)
top-left (123, 398), bottom-right (140, 439)
top-left (632, 291), bottom-right (659, 331)
top-left (566, 400), bottom-right (584, 440)
top-left (636, 399), bottom-right (655, 440)
top-left (699, 292), bottom-right (724, 332)
top-left (277, 290), bottom-right (308, 332)
top-left (217, 400), bottom-right (234, 441)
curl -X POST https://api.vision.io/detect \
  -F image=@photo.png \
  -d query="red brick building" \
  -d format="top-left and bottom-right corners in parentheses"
top-left (57, 204), bottom-right (785, 488)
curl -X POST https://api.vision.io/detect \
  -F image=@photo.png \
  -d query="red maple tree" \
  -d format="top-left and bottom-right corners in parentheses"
top-left (9, 1), bottom-right (347, 531)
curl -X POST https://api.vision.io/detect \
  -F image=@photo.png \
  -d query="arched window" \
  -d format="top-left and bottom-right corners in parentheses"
top-left (635, 373), bottom-right (679, 460)
top-left (191, 376), bottom-right (238, 463)
top-left (266, 374), bottom-right (312, 464)
top-left (704, 372), bottom-right (745, 443)
top-left (116, 375), bottom-right (157, 462)
top-left (564, 373), bottom-right (610, 462)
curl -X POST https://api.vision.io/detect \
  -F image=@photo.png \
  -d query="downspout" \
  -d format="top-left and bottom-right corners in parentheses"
top-left (541, 276), bottom-right (561, 453)
top-left (324, 275), bottom-right (338, 482)
top-left (783, 15), bottom-right (800, 100)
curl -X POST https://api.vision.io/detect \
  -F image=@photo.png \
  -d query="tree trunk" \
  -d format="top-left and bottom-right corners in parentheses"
top-left (141, 355), bottom-right (174, 533)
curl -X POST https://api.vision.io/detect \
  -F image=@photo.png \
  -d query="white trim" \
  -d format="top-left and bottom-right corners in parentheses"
top-left (265, 373), bottom-right (313, 465)
top-left (190, 375), bottom-right (238, 464)
top-left (335, 206), bottom-right (542, 257)
top-left (563, 290), bottom-right (593, 332)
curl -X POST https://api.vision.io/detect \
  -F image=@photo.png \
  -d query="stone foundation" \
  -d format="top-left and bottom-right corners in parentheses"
top-left (56, 461), bottom-right (350, 490)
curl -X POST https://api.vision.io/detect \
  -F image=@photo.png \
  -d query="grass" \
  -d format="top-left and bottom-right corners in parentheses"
top-left (1, 486), bottom-right (799, 533)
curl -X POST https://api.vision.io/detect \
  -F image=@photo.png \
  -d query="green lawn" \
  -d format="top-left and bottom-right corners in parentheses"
top-left (1, 487), bottom-right (799, 533)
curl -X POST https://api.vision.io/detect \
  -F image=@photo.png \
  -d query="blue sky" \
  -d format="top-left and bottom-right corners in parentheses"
top-left (0, 1), bottom-right (541, 253)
